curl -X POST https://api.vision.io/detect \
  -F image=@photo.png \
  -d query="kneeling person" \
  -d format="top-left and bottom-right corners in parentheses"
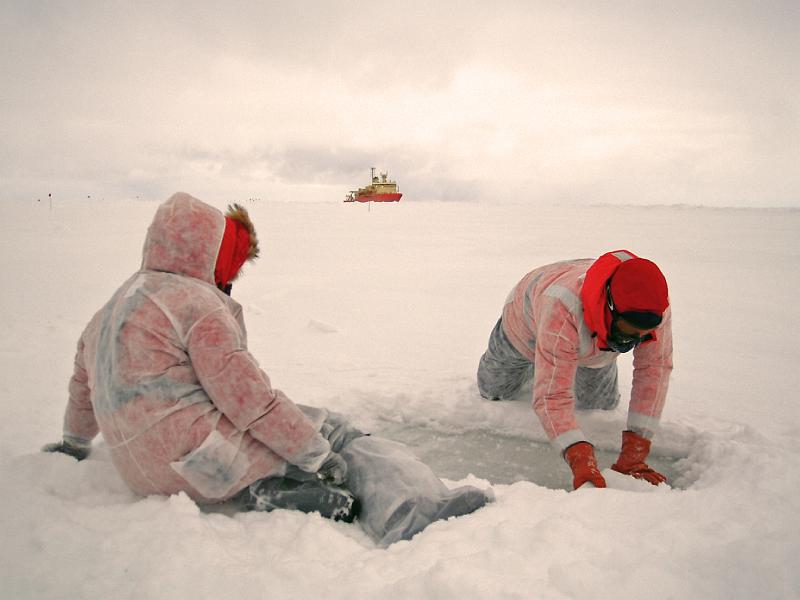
top-left (477, 250), bottom-right (673, 489)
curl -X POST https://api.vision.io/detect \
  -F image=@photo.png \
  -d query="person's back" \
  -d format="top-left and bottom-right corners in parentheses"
top-left (62, 193), bottom-right (331, 502)
top-left (501, 258), bottom-right (600, 364)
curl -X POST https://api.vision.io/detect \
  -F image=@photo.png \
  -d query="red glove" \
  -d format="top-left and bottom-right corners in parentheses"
top-left (564, 442), bottom-right (607, 489)
top-left (611, 431), bottom-right (667, 486)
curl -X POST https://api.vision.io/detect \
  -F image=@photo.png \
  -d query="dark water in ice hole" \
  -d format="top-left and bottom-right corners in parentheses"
top-left (203, 421), bottom-right (685, 516)
top-left (374, 421), bottom-right (683, 491)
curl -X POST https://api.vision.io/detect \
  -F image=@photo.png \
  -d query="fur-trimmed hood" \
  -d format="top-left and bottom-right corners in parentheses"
top-left (224, 203), bottom-right (259, 263)
top-left (218, 203), bottom-right (259, 286)
top-left (141, 193), bottom-right (259, 286)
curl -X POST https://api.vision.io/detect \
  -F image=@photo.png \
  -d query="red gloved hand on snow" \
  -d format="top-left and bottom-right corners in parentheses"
top-left (611, 430), bottom-right (667, 486)
top-left (564, 442), bottom-right (607, 489)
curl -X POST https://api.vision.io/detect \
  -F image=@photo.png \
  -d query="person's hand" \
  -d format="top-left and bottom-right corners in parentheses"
top-left (564, 442), bottom-right (607, 489)
top-left (611, 430), bottom-right (667, 485)
top-left (317, 451), bottom-right (347, 485)
top-left (42, 439), bottom-right (90, 461)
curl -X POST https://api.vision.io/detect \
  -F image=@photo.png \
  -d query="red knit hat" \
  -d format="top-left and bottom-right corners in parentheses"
top-left (214, 204), bottom-right (259, 289)
top-left (609, 258), bottom-right (669, 316)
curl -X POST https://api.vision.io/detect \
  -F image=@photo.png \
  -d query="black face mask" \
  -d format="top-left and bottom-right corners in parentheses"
top-left (606, 320), bottom-right (642, 353)
top-left (605, 282), bottom-right (643, 353)
top-left (607, 316), bottom-right (657, 353)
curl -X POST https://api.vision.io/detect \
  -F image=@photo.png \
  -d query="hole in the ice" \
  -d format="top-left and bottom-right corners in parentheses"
top-left (374, 421), bottom-right (685, 491)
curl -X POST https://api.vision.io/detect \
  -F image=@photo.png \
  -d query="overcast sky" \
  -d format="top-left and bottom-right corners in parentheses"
top-left (2, 1), bottom-right (798, 206)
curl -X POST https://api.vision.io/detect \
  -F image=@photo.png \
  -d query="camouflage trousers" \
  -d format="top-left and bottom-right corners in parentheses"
top-left (477, 318), bottom-right (620, 409)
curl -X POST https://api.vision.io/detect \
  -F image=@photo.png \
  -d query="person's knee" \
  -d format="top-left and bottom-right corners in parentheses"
top-left (575, 388), bottom-right (620, 410)
top-left (478, 359), bottom-right (531, 401)
top-left (574, 366), bottom-right (619, 410)
top-left (477, 365), bottom-right (516, 400)
top-left (322, 414), bottom-right (368, 453)
top-left (594, 391), bottom-right (620, 410)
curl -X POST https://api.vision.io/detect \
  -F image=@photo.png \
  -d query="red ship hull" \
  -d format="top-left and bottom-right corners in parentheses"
top-left (355, 193), bottom-right (402, 203)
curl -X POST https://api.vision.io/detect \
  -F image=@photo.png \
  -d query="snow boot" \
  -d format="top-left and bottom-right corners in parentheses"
top-left (240, 476), bottom-right (360, 523)
top-left (381, 485), bottom-right (493, 545)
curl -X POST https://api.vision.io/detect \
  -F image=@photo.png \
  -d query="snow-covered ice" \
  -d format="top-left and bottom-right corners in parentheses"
top-left (1, 197), bottom-right (799, 599)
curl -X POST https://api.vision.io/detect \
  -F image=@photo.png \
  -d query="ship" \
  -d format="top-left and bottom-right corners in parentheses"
top-left (344, 167), bottom-right (402, 203)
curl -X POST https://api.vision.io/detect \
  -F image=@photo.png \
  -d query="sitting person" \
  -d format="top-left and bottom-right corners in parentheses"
top-left (44, 192), bottom-right (490, 546)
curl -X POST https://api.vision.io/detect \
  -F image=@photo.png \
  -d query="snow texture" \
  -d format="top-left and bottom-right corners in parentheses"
top-left (1, 198), bottom-right (799, 599)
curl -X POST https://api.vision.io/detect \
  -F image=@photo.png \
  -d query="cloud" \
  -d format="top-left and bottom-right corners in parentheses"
top-left (1, 1), bottom-right (798, 205)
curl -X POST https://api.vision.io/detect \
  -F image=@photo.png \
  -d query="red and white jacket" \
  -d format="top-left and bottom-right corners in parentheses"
top-left (501, 251), bottom-right (673, 452)
top-left (62, 193), bottom-right (331, 502)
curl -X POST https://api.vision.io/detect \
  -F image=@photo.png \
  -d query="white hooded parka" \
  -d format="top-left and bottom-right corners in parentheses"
top-left (61, 193), bottom-right (331, 502)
